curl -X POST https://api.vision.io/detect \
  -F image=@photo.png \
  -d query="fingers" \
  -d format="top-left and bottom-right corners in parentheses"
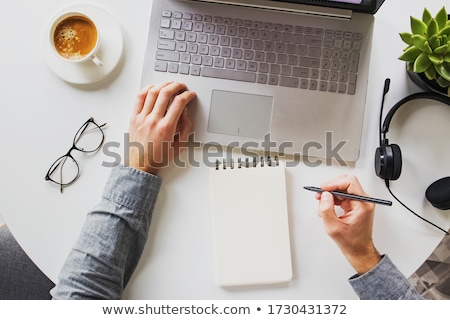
top-left (316, 175), bottom-right (375, 225)
top-left (173, 108), bottom-right (193, 155)
top-left (165, 90), bottom-right (197, 124)
top-left (132, 84), bottom-right (154, 115)
top-left (136, 82), bottom-right (196, 124)
top-left (151, 82), bottom-right (189, 118)
top-left (317, 175), bottom-right (374, 213)
top-left (178, 108), bottom-right (193, 141)
top-left (141, 82), bottom-right (175, 116)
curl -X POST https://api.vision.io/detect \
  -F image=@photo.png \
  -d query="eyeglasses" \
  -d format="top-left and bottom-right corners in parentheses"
top-left (45, 117), bottom-right (106, 192)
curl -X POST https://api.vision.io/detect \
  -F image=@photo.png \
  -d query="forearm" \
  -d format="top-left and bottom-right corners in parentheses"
top-left (348, 255), bottom-right (423, 300)
top-left (51, 165), bottom-right (162, 299)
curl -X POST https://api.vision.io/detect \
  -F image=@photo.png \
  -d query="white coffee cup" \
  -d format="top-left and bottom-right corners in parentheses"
top-left (50, 12), bottom-right (103, 66)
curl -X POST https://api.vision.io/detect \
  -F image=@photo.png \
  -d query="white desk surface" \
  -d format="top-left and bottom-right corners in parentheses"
top-left (1, 0), bottom-right (449, 299)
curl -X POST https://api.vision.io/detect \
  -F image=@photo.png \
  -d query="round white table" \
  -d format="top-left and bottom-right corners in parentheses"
top-left (0, 0), bottom-right (449, 299)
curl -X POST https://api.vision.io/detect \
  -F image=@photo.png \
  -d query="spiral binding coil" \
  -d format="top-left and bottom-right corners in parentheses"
top-left (215, 156), bottom-right (279, 170)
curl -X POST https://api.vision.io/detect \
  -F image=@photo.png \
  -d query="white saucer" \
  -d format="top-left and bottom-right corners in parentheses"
top-left (42, 3), bottom-right (123, 85)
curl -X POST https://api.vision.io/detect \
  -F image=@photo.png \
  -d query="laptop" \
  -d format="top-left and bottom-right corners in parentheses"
top-left (141, 0), bottom-right (385, 162)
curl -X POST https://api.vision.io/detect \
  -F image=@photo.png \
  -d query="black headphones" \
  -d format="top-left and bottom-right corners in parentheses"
top-left (375, 79), bottom-right (450, 234)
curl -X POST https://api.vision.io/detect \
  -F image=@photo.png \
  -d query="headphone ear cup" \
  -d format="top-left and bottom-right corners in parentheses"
top-left (426, 177), bottom-right (450, 210)
top-left (375, 145), bottom-right (388, 179)
top-left (389, 144), bottom-right (402, 180)
top-left (375, 144), bottom-right (402, 180)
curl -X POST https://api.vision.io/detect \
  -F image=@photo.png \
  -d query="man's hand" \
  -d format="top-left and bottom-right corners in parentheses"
top-left (126, 82), bottom-right (196, 175)
top-left (316, 175), bottom-right (381, 274)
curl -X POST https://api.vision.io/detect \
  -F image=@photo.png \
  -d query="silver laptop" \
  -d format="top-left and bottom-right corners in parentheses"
top-left (141, 0), bottom-right (385, 162)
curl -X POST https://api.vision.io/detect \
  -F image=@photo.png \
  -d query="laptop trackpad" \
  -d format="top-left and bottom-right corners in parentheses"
top-left (207, 90), bottom-right (273, 139)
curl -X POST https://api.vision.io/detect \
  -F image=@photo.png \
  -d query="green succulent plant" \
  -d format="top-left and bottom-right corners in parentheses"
top-left (399, 7), bottom-right (450, 96)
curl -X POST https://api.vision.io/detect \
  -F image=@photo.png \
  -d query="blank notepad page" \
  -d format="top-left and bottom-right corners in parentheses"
top-left (210, 159), bottom-right (292, 286)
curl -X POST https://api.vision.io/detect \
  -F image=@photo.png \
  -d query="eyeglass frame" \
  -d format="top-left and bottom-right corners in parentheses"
top-left (45, 117), bottom-right (106, 192)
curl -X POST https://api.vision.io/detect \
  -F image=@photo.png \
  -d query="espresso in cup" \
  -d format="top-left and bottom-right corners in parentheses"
top-left (51, 13), bottom-right (102, 65)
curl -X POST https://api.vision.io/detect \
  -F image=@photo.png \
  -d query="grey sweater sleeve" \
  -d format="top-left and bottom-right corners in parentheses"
top-left (51, 165), bottom-right (162, 299)
top-left (348, 255), bottom-right (423, 300)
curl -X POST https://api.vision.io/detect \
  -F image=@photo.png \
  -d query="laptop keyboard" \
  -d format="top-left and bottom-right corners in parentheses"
top-left (154, 10), bottom-right (361, 95)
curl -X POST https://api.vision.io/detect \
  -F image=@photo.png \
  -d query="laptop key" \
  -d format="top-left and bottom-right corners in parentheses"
top-left (172, 12), bottom-right (182, 19)
top-left (300, 57), bottom-right (320, 68)
top-left (257, 74), bottom-right (268, 84)
top-left (161, 11), bottom-right (172, 18)
top-left (171, 20), bottom-right (182, 30)
top-left (292, 67), bottom-right (309, 78)
top-left (179, 64), bottom-right (190, 74)
top-left (176, 42), bottom-right (187, 52)
top-left (158, 40), bottom-right (176, 51)
top-left (300, 79), bottom-right (308, 89)
top-left (159, 29), bottom-right (175, 40)
top-left (268, 75), bottom-right (279, 85)
top-left (154, 61), bottom-right (168, 72)
top-left (319, 81), bottom-right (328, 91)
top-left (181, 53), bottom-right (191, 64)
top-left (280, 77), bottom-right (299, 88)
top-left (347, 83), bottom-right (356, 95)
top-left (214, 57), bottom-right (225, 68)
top-left (156, 51), bottom-right (180, 62)
top-left (304, 35), bottom-right (323, 46)
top-left (191, 65), bottom-right (201, 76)
top-left (309, 80), bottom-right (318, 90)
top-left (201, 67), bottom-right (256, 82)
top-left (160, 19), bottom-right (171, 28)
top-left (350, 52), bottom-right (359, 72)
top-left (347, 73), bottom-right (357, 94)
top-left (183, 21), bottom-right (193, 31)
top-left (168, 63), bottom-right (179, 73)
top-left (328, 82), bottom-right (337, 93)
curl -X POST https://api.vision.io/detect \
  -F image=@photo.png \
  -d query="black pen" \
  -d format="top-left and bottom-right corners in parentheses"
top-left (303, 186), bottom-right (392, 206)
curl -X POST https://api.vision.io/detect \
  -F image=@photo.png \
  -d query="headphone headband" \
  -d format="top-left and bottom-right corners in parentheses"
top-left (381, 92), bottom-right (450, 135)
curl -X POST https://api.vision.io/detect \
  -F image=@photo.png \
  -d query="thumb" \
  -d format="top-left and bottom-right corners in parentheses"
top-left (318, 192), bottom-right (338, 224)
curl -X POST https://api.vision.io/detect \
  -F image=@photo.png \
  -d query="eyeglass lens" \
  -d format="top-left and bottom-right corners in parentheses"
top-left (74, 120), bottom-right (104, 153)
top-left (47, 155), bottom-right (80, 186)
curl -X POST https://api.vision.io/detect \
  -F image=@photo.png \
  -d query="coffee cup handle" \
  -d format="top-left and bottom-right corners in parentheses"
top-left (91, 54), bottom-right (103, 66)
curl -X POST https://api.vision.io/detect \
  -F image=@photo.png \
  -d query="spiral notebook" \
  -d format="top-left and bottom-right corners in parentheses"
top-left (210, 157), bottom-right (292, 286)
